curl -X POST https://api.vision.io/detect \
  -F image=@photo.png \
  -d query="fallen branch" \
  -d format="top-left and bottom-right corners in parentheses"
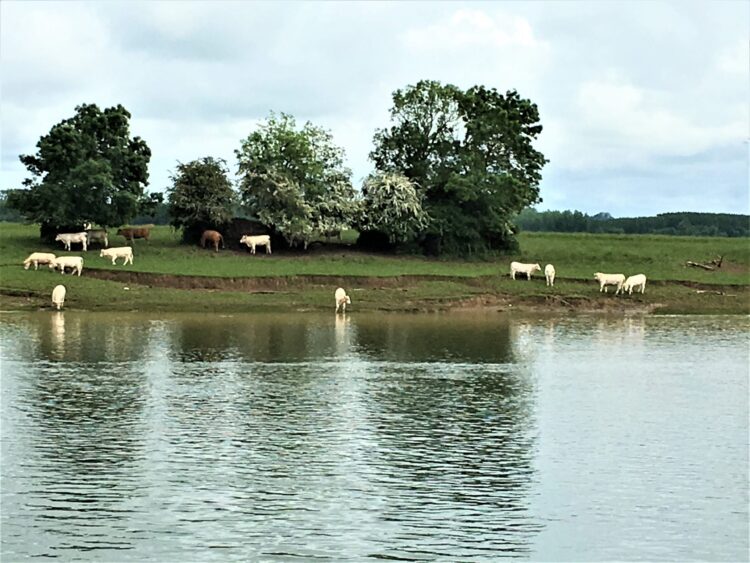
top-left (686, 261), bottom-right (715, 270)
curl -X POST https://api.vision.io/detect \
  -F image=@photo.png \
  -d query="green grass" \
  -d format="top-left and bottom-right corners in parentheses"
top-left (2, 224), bottom-right (748, 282)
top-left (1, 223), bottom-right (748, 314)
top-left (517, 232), bottom-right (750, 284)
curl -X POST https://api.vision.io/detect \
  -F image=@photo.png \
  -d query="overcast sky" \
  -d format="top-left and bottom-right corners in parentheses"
top-left (1, 1), bottom-right (748, 217)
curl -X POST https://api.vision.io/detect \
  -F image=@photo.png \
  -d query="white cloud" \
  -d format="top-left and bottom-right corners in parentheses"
top-left (403, 9), bottom-right (541, 50)
top-left (543, 73), bottom-right (748, 172)
top-left (718, 39), bottom-right (750, 75)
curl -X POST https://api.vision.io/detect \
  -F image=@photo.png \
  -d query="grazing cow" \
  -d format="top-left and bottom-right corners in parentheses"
top-left (100, 247), bottom-right (134, 265)
top-left (545, 264), bottom-right (556, 287)
top-left (23, 252), bottom-right (57, 270)
top-left (116, 226), bottom-right (151, 243)
top-left (86, 229), bottom-right (109, 248)
top-left (240, 234), bottom-right (272, 255)
top-left (55, 232), bottom-right (88, 252)
top-left (50, 256), bottom-right (84, 276)
top-left (510, 261), bottom-right (541, 280)
top-left (200, 230), bottom-right (224, 252)
top-left (623, 274), bottom-right (647, 295)
top-left (51, 285), bottom-right (66, 310)
top-left (594, 272), bottom-right (625, 294)
top-left (335, 287), bottom-right (351, 313)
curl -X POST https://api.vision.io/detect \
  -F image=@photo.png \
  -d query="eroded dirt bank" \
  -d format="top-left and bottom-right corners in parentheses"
top-left (83, 269), bottom-right (492, 291)
top-left (83, 269), bottom-right (743, 292)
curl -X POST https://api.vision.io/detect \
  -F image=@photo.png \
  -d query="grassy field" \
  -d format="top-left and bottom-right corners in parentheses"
top-left (1, 223), bottom-right (748, 314)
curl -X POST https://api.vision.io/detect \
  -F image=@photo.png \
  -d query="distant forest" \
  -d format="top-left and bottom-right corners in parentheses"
top-left (516, 209), bottom-right (750, 237)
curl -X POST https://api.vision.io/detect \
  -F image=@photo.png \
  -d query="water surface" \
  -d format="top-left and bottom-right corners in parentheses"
top-left (1, 312), bottom-right (747, 561)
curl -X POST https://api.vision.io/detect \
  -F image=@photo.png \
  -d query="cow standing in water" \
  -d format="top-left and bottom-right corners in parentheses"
top-left (200, 230), bottom-right (224, 252)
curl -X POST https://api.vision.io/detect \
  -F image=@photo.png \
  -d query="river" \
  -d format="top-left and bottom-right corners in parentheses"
top-left (1, 312), bottom-right (747, 561)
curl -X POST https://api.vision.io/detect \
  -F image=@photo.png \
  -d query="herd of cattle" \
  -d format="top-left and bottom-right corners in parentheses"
top-left (510, 261), bottom-right (647, 295)
top-left (23, 226), bottom-right (276, 277)
top-left (22, 226), bottom-right (648, 310)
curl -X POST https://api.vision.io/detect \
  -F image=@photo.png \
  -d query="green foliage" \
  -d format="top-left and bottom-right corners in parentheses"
top-left (358, 172), bottom-right (429, 243)
top-left (236, 113), bottom-right (357, 248)
top-left (132, 193), bottom-right (169, 225)
top-left (6, 103), bottom-right (151, 232)
top-left (517, 209), bottom-right (750, 237)
top-left (371, 80), bottom-right (547, 254)
top-left (0, 191), bottom-right (24, 222)
top-left (166, 157), bottom-right (236, 242)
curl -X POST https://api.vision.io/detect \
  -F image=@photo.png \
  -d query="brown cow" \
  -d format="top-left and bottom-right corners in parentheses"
top-left (200, 230), bottom-right (224, 252)
top-left (116, 226), bottom-right (151, 243)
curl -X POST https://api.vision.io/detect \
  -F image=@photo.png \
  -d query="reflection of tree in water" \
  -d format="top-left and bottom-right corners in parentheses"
top-left (152, 314), bottom-right (368, 522)
top-left (4, 312), bottom-right (541, 558)
top-left (355, 316), bottom-right (540, 557)
top-left (167, 314), bottom-right (355, 363)
top-left (354, 314), bottom-right (516, 364)
top-left (21, 314), bottom-right (152, 475)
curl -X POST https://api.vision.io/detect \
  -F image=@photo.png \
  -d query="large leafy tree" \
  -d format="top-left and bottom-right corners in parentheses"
top-left (357, 172), bottom-right (429, 244)
top-left (236, 113), bottom-right (356, 248)
top-left (371, 80), bottom-right (547, 254)
top-left (7, 103), bottom-right (151, 238)
top-left (166, 157), bottom-right (236, 243)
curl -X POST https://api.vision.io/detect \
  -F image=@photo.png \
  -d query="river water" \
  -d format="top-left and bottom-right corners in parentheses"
top-left (1, 312), bottom-right (747, 561)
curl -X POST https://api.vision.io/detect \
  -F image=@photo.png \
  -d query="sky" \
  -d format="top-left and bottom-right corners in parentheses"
top-left (1, 1), bottom-right (748, 217)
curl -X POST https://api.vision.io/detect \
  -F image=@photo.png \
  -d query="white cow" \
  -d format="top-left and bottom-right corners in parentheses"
top-left (23, 252), bottom-right (56, 270)
top-left (100, 246), bottom-right (133, 265)
top-left (545, 264), bottom-right (556, 287)
top-left (55, 232), bottom-right (88, 252)
top-left (51, 285), bottom-right (66, 310)
top-left (335, 287), bottom-right (351, 313)
top-left (240, 234), bottom-right (272, 255)
top-left (594, 272), bottom-right (625, 294)
top-left (510, 261), bottom-right (541, 280)
top-left (623, 274), bottom-right (647, 295)
top-left (50, 256), bottom-right (84, 276)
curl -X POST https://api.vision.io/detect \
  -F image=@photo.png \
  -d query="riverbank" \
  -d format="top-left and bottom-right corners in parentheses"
top-left (1, 224), bottom-right (748, 314)
top-left (1, 268), bottom-right (748, 315)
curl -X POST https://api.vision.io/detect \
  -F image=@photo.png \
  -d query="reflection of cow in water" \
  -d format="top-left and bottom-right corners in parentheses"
top-left (200, 230), bottom-right (224, 252)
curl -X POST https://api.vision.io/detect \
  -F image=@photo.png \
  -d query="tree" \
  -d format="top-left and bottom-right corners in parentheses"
top-left (166, 157), bottom-right (236, 243)
top-left (357, 172), bottom-right (429, 245)
top-left (0, 191), bottom-right (24, 222)
top-left (371, 80), bottom-right (547, 254)
top-left (236, 113), bottom-right (356, 248)
top-left (6, 103), bottom-right (151, 238)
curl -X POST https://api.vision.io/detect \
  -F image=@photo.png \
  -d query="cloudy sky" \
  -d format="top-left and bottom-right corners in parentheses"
top-left (1, 1), bottom-right (748, 217)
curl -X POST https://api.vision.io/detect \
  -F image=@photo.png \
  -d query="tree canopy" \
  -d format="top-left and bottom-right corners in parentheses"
top-left (7, 103), bottom-right (151, 235)
top-left (357, 172), bottom-right (429, 244)
top-left (236, 113), bottom-right (357, 248)
top-left (371, 80), bottom-right (547, 254)
top-left (166, 157), bottom-right (236, 243)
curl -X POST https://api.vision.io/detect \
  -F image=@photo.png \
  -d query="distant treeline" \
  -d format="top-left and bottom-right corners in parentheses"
top-left (516, 209), bottom-right (750, 237)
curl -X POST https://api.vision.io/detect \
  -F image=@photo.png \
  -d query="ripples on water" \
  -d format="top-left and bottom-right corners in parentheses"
top-left (1, 313), bottom-right (748, 561)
